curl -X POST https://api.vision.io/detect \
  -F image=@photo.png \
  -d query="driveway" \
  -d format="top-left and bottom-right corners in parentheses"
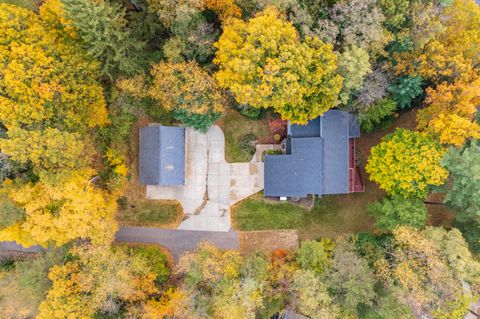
top-left (115, 226), bottom-right (238, 261)
top-left (147, 126), bottom-right (264, 232)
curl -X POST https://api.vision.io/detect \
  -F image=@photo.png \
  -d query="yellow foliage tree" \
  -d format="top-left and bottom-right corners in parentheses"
top-left (366, 129), bottom-right (448, 199)
top-left (417, 78), bottom-right (480, 146)
top-left (38, 244), bottom-right (158, 319)
top-left (214, 6), bottom-right (343, 124)
top-left (0, 127), bottom-right (87, 174)
top-left (200, 0), bottom-right (242, 22)
top-left (393, 0), bottom-right (480, 82)
top-left (0, 169), bottom-right (118, 247)
top-left (0, 2), bottom-right (108, 132)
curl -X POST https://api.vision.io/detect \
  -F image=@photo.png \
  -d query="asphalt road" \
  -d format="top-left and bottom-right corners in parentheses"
top-left (115, 226), bottom-right (239, 260)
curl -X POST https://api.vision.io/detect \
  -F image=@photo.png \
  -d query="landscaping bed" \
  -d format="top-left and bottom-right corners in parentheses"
top-left (217, 107), bottom-right (284, 163)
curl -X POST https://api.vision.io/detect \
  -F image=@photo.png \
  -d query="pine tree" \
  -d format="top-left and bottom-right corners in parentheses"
top-left (61, 0), bottom-right (144, 78)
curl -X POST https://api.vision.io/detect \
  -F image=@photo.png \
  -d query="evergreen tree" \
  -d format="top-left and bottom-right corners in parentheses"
top-left (61, 0), bottom-right (144, 78)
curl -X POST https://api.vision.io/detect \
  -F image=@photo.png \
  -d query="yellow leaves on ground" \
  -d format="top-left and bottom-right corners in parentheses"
top-left (417, 78), bottom-right (480, 146)
top-left (366, 129), bottom-right (448, 199)
top-left (214, 6), bottom-right (343, 124)
top-left (0, 169), bottom-right (118, 247)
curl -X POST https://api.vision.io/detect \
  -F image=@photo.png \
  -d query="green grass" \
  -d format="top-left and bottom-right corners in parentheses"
top-left (232, 193), bottom-right (375, 240)
top-left (219, 108), bottom-right (270, 162)
top-left (117, 200), bottom-right (182, 227)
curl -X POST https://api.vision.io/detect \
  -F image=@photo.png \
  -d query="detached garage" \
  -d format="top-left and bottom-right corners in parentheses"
top-left (139, 125), bottom-right (185, 186)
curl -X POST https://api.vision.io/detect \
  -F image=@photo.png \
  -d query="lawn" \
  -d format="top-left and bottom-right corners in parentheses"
top-left (232, 192), bottom-right (375, 240)
top-left (217, 107), bottom-right (271, 162)
top-left (117, 200), bottom-right (183, 228)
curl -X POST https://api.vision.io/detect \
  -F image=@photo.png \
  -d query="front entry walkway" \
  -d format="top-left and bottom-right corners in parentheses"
top-left (147, 126), bottom-right (264, 232)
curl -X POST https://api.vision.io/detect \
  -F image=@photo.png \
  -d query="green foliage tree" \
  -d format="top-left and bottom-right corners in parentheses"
top-left (378, 0), bottom-right (409, 31)
top-left (291, 269), bottom-right (340, 319)
top-left (358, 98), bottom-right (397, 133)
top-left (325, 240), bottom-right (376, 315)
top-left (337, 46), bottom-right (372, 105)
top-left (61, 0), bottom-right (144, 78)
top-left (366, 128), bottom-right (448, 199)
top-left (388, 76), bottom-right (423, 109)
top-left (368, 196), bottom-right (428, 231)
top-left (442, 141), bottom-right (480, 224)
top-left (214, 6), bottom-right (343, 124)
top-left (295, 239), bottom-right (334, 274)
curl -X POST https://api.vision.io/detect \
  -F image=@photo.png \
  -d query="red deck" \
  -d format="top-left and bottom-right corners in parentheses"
top-left (348, 138), bottom-right (365, 193)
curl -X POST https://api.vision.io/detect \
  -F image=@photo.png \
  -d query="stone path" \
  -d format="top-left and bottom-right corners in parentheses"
top-left (148, 126), bottom-right (264, 232)
top-left (115, 226), bottom-right (239, 261)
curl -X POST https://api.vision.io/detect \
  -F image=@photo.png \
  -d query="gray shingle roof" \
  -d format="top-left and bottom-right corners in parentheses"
top-left (264, 110), bottom-right (356, 197)
top-left (139, 126), bottom-right (185, 185)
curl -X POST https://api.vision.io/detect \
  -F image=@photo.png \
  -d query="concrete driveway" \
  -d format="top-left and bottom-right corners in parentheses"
top-left (147, 126), bottom-right (264, 232)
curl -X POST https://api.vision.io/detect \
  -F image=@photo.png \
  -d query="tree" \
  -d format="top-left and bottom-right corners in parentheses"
top-left (368, 196), bottom-right (428, 231)
top-left (60, 0), bottom-right (144, 78)
top-left (295, 239), bottom-right (334, 274)
top-left (0, 128), bottom-right (87, 175)
top-left (393, 0), bottom-right (480, 82)
top-left (378, 0), bottom-right (409, 31)
top-left (0, 169), bottom-right (118, 247)
top-left (329, 0), bottom-right (389, 55)
top-left (442, 141), bottom-right (480, 224)
top-left (291, 269), bottom-right (339, 319)
top-left (175, 243), bottom-right (268, 318)
top-left (355, 68), bottom-right (392, 110)
top-left (388, 76), bottom-right (423, 109)
top-left (325, 240), bottom-right (376, 315)
top-left (118, 61), bottom-right (225, 132)
top-left (337, 46), bottom-right (372, 105)
top-left (0, 2), bottom-right (108, 133)
top-left (417, 78), bottom-right (480, 146)
top-left (358, 98), bottom-right (397, 133)
top-left (366, 128), bottom-right (448, 199)
top-left (380, 226), bottom-right (480, 318)
top-left (214, 6), bottom-right (343, 124)
top-left (37, 244), bottom-right (159, 319)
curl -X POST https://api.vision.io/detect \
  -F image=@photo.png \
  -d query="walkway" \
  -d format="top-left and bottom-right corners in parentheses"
top-left (147, 126), bottom-right (264, 232)
top-left (115, 227), bottom-right (239, 260)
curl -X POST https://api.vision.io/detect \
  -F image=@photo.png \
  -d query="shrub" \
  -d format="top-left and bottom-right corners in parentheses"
top-left (238, 104), bottom-right (265, 119)
top-left (239, 133), bottom-right (257, 157)
top-left (358, 98), bottom-right (397, 133)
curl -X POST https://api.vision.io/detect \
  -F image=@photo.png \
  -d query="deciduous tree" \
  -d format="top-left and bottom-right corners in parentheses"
top-left (37, 244), bottom-right (159, 319)
top-left (368, 196), bottom-right (428, 231)
top-left (0, 169), bottom-right (118, 247)
top-left (337, 46), bottom-right (372, 105)
top-left (0, 2), bottom-right (108, 132)
top-left (366, 128), bottom-right (448, 199)
top-left (214, 7), bottom-right (343, 124)
top-left (417, 78), bottom-right (480, 146)
top-left (442, 141), bottom-right (480, 224)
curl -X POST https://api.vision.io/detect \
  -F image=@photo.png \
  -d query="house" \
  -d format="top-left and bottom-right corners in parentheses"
top-left (139, 125), bottom-right (185, 185)
top-left (264, 109), bottom-right (364, 198)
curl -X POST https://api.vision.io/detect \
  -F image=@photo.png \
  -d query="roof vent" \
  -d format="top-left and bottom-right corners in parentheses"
top-left (165, 164), bottom-right (174, 171)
